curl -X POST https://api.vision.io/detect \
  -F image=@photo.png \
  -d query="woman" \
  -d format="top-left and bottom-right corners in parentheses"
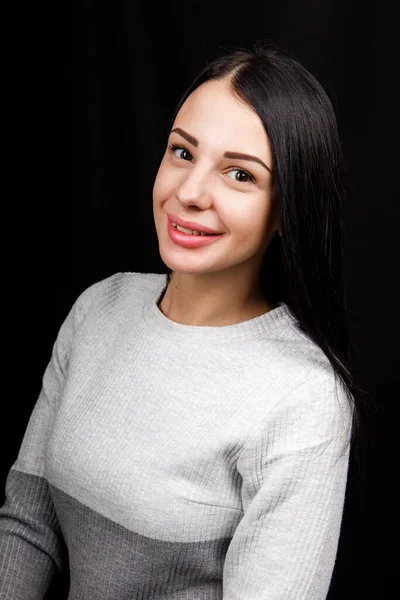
top-left (0, 44), bottom-right (371, 599)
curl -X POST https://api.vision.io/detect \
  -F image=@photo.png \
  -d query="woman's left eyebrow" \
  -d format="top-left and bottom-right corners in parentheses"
top-left (223, 151), bottom-right (271, 173)
top-left (170, 127), bottom-right (271, 173)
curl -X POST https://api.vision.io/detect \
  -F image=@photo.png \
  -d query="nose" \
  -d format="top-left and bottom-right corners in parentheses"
top-left (175, 163), bottom-right (213, 207)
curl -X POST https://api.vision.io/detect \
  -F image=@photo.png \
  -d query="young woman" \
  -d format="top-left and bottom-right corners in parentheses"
top-left (0, 44), bottom-right (371, 599)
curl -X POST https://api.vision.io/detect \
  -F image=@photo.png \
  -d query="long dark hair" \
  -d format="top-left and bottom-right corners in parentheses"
top-left (164, 43), bottom-right (375, 480)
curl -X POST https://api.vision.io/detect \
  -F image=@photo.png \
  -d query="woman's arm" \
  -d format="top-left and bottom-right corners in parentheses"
top-left (223, 374), bottom-right (353, 600)
top-left (0, 279), bottom-right (106, 600)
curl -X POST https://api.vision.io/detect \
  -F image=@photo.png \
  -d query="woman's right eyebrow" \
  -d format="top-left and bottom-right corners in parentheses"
top-left (170, 127), bottom-right (198, 147)
top-left (170, 127), bottom-right (271, 173)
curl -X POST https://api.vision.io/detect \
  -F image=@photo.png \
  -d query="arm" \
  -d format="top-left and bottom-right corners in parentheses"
top-left (223, 374), bottom-right (353, 600)
top-left (0, 280), bottom-right (106, 600)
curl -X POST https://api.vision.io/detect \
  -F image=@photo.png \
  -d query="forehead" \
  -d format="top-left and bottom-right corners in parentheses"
top-left (172, 80), bottom-right (269, 154)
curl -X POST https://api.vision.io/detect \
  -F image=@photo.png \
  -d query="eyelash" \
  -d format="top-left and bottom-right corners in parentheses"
top-left (167, 143), bottom-right (257, 184)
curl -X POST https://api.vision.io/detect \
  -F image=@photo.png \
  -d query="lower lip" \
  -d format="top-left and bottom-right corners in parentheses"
top-left (167, 219), bottom-right (223, 248)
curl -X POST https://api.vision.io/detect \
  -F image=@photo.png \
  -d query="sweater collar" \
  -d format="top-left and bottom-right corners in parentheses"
top-left (142, 274), bottom-right (298, 343)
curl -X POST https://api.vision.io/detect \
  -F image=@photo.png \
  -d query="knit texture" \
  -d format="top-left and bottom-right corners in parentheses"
top-left (0, 272), bottom-right (353, 599)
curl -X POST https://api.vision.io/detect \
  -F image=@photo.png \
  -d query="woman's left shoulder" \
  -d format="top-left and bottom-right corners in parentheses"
top-left (280, 369), bottom-right (354, 450)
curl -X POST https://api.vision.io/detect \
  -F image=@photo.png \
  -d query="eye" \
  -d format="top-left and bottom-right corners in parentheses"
top-left (227, 168), bottom-right (256, 184)
top-left (167, 143), bottom-right (193, 161)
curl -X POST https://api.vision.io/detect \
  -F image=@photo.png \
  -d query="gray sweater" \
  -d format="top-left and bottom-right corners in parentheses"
top-left (0, 272), bottom-right (353, 599)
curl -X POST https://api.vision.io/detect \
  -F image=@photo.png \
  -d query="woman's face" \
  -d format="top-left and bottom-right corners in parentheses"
top-left (153, 79), bottom-right (279, 279)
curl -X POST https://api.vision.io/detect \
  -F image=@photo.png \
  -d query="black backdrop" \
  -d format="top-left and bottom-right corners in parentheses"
top-left (3, 1), bottom-right (395, 598)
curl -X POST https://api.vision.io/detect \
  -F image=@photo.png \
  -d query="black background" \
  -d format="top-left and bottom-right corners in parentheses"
top-left (3, 1), bottom-right (395, 598)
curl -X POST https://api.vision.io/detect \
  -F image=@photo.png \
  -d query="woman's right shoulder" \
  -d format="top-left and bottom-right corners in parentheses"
top-left (70, 271), bottom-right (164, 328)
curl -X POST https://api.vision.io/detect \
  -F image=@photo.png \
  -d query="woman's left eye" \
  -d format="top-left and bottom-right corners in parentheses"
top-left (227, 168), bottom-right (256, 184)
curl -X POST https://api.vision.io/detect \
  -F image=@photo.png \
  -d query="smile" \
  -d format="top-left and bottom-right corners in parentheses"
top-left (171, 222), bottom-right (215, 236)
top-left (167, 218), bottom-right (224, 249)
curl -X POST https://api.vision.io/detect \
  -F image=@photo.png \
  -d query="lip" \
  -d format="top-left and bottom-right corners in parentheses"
top-left (167, 217), bottom-right (224, 249)
top-left (167, 213), bottom-right (222, 235)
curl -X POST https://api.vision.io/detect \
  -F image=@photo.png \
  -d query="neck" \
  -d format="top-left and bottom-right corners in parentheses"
top-left (157, 274), bottom-right (273, 327)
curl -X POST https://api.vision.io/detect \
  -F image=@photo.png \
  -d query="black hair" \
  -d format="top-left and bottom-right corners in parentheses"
top-left (164, 43), bottom-right (375, 480)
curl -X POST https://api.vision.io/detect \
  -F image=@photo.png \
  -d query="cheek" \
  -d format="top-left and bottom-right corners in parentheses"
top-left (224, 200), bottom-right (268, 234)
top-left (153, 163), bottom-right (177, 203)
top-left (152, 168), bottom-right (164, 203)
top-left (223, 199), bottom-right (275, 247)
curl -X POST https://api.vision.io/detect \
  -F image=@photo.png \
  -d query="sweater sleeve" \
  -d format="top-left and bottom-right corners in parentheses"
top-left (222, 374), bottom-right (353, 600)
top-left (0, 279), bottom-right (107, 600)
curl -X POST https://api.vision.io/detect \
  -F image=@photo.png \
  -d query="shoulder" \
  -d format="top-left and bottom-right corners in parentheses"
top-left (271, 309), bottom-right (336, 379)
top-left (54, 271), bottom-right (165, 352)
top-left (71, 271), bottom-right (165, 328)
top-left (274, 320), bottom-right (354, 451)
top-left (241, 368), bottom-right (353, 464)
top-left (282, 371), bottom-right (354, 443)
top-left (252, 307), bottom-right (350, 409)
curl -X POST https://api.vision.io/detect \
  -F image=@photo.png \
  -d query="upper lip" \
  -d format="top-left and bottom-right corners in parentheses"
top-left (167, 213), bottom-right (222, 234)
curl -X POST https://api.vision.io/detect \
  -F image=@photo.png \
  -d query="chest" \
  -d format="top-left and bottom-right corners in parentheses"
top-left (45, 338), bottom-right (251, 541)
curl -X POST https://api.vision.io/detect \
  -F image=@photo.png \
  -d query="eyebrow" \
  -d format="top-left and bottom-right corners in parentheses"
top-left (170, 127), bottom-right (272, 173)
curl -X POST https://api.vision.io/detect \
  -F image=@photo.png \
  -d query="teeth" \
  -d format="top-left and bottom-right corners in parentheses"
top-left (171, 222), bottom-right (209, 236)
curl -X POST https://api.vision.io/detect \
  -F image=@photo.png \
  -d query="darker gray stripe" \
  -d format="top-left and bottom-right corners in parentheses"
top-left (0, 470), bottom-right (67, 600)
top-left (50, 484), bottom-right (229, 599)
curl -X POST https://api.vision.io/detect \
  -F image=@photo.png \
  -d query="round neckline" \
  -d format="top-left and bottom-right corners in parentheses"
top-left (142, 274), bottom-right (297, 343)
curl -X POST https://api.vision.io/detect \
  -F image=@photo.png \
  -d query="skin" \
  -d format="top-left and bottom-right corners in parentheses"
top-left (152, 77), bottom-right (281, 327)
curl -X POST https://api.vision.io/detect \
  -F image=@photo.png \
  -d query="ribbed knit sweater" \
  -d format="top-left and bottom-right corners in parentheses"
top-left (0, 272), bottom-right (353, 600)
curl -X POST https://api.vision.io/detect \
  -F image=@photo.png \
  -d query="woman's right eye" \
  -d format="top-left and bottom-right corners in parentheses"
top-left (167, 143), bottom-right (192, 161)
